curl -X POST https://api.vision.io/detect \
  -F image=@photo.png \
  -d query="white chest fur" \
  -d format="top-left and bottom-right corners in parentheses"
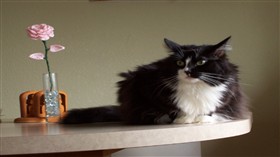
top-left (172, 76), bottom-right (227, 123)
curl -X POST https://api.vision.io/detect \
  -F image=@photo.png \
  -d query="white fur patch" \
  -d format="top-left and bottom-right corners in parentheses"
top-left (185, 58), bottom-right (192, 70)
top-left (173, 69), bottom-right (228, 124)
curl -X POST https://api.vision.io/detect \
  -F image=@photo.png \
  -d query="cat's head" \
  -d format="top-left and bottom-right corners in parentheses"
top-left (164, 36), bottom-right (237, 86)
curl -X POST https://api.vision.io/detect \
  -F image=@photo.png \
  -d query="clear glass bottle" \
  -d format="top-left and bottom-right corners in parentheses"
top-left (43, 73), bottom-right (60, 122)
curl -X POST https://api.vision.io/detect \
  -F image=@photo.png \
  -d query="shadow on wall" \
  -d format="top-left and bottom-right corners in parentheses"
top-left (202, 81), bottom-right (279, 157)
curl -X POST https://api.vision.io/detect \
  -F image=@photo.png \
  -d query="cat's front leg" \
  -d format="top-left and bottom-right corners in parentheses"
top-left (194, 114), bottom-right (231, 123)
top-left (173, 111), bottom-right (196, 124)
top-left (155, 114), bottom-right (173, 124)
top-left (194, 115), bottom-right (216, 123)
top-left (173, 116), bottom-right (195, 124)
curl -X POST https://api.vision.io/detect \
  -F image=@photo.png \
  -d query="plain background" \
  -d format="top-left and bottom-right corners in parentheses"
top-left (1, 0), bottom-right (279, 156)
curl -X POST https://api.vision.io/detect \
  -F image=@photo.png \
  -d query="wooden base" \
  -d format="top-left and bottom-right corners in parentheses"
top-left (14, 117), bottom-right (46, 123)
top-left (14, 116), bottom-right (61, 123)
top-left (14, 90), bottom-right (68, 123)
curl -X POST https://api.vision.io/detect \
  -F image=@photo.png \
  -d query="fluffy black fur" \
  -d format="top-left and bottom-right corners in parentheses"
top-left (61, 37), bottom-right (249, 125)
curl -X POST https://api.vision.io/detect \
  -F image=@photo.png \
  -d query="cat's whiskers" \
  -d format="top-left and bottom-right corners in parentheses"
top-left (199, 74), bottom-right (238, 101)
top-left (200, 74), bottom-right (233, 82)
top-left (199, 72), bottom-right (250, 86)
top-left (161, 76), bottom-right (178, 89)
top-left (199, 72), bottom-right (226, 76)
top-left (199, 72), bottom-right (229, 78)
top-left (152, 76), bottom-right (177, 98)
top-left (199, 76), bottom-right (221, 86)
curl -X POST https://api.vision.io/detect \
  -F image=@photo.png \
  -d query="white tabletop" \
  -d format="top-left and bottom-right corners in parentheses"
top-left (1, 118), bottom-right (252, 155)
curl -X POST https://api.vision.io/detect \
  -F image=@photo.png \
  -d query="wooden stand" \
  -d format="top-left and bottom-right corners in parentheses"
top-left (14, 90), bottom-right (68, 123)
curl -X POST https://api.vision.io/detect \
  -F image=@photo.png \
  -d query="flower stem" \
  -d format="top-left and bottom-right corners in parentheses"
top-left (42, 40), bottom-right (53, 91)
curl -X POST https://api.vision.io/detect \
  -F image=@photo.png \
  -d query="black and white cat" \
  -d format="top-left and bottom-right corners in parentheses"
top-left (61, 37), bottom-right (249, 125)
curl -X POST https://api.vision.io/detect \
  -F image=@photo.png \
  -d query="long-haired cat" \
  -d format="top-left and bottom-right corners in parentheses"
top-left (61, 37), bottom-right (249, 125)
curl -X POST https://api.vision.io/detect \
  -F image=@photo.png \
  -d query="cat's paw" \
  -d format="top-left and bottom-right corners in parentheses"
top-left (194, 115), bottom-right (216, 123)
top-left (173, 116), bottom-right (195, 124)
top-left (155, 114), bottom-right (172, 124)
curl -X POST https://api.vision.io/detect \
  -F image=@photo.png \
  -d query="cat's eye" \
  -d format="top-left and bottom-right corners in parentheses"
top-left (176, 60), bottom-right (185, 67)
top-left (196, 59), bottom-right (207, 66)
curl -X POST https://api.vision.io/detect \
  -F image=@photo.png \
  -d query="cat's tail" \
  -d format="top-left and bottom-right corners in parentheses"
top-left (60, 105), bottom-right (121, 124)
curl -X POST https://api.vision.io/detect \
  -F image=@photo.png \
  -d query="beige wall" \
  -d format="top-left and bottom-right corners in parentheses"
top-left (1, 0), bottom-right (279, 156)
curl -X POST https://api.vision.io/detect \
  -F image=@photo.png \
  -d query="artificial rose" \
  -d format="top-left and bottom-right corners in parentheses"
top-left (50, 44), bottom-right (65, 52)
top-left (29, 53), bottom-right (45, 60)
top-left (26, 24), bottom-right (54, 41)
top-left (27, 23), bottom-right (65, 91)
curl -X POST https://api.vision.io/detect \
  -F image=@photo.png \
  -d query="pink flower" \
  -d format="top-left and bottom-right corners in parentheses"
top-left (26, 24), bottom-right (54, 41)
top-left (29, 53), bottom-right (45, 60)
top-left (50, 44), bottom-right (65, 52)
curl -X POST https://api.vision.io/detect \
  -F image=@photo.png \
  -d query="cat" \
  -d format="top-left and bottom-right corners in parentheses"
top-left (61, 36), bottom-right (249, 125)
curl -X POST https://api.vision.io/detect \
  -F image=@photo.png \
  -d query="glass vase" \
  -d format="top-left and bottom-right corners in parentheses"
top-left (43, 73), bottom-right (60, 122)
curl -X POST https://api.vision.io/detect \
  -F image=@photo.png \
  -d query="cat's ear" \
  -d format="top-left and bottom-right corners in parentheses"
top-left (213, 36), bottom-right (232, 58)
top-left (164, 38), bottom-right (182, 52)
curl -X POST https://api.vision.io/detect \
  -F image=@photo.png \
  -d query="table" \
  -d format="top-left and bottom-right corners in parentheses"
top-left (1, 118), bottom-right (252, 157)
